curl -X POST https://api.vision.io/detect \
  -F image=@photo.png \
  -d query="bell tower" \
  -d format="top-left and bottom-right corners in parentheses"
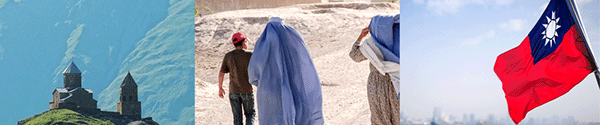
top-left (117, 72), bottom-right (141, 119)
top-left (63, 61), bottom-right (82, 89)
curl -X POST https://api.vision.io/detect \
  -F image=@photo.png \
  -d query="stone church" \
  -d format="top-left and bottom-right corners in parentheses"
top-left (117, 72), bottom-right (142, 118)
top-left (49, 61), bottom-right (143, 119)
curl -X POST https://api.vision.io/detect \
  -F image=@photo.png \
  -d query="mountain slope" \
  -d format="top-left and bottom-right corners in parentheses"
top-left (97, 0), bottom-right (195, 124)
top-left (0, 0), bottom-right (172, 124)
top-left (0, 0), bottom-right (193, 124)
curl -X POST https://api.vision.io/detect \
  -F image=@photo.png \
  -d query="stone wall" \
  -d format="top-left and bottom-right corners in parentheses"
top-left (75, 109), bottom-right (146, 125)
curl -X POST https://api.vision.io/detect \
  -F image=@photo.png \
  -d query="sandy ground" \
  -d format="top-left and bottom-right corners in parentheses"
top-left (195, 2), bottom-right (398, 124)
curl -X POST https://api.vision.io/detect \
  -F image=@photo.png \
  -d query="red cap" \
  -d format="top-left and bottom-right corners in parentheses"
top-left (232, 32), bottom-right (247, 44)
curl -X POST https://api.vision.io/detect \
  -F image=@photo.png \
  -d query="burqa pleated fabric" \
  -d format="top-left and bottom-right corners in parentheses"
top-left (369, 14), bottom-right (400, 64)
top-left (247, 17), bottom-right (324, 125)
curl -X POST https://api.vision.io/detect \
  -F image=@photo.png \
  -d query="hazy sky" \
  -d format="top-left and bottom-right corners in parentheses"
top-left (400, 0), bottom-right (599, 123)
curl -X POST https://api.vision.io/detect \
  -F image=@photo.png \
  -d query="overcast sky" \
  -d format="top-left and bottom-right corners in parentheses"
top-left (400, 0), bottom-right (599, 123)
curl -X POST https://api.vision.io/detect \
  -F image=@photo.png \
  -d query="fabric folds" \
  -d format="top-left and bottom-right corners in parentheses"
top-left (248, 17), bottom-right (324, 125)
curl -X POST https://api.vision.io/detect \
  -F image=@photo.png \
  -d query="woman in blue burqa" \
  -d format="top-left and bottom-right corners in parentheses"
top-left (349, 14), bottom-right (400, 124)
top-left (247, 17), bottom-right (324, 125)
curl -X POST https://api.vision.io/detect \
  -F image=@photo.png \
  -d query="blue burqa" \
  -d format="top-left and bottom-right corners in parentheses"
top-left (369, 14), bottom-right (400, 63)
top-left (366, 14), bottom-right (400, 98)
top-left (248, 17), bottom-right (324, 125)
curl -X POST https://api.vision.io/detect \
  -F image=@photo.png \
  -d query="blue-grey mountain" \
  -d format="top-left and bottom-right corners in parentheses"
top-left (0, 0), bottom-right (194, 124)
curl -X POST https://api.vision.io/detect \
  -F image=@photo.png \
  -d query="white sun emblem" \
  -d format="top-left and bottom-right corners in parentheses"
top-left (541, 11), bottom-right (561, 47)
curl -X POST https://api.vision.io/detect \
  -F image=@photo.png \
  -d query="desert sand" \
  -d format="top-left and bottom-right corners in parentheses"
top-left (195, 2), bottom-right (398, 124)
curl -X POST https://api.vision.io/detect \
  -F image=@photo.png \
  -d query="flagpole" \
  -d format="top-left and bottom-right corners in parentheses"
top-left (565, 0), bottom-right (600, 89)
top-left (595, 71), bottom-right (600, 89)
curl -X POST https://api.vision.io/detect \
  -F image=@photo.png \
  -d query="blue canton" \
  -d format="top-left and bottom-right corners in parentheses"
top-left (527, 0), bottom-right (574, 64)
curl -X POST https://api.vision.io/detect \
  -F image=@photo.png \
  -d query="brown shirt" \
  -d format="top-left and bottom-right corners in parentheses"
top-left (220, 49), bottom-right (253, 94)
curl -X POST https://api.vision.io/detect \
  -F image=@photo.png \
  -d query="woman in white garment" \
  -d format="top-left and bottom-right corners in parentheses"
top-left (349, 22), bottom-right (400, 124)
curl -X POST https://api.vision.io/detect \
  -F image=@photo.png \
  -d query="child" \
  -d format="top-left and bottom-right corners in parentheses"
top-left (218, 32), bottom-right (255, 125)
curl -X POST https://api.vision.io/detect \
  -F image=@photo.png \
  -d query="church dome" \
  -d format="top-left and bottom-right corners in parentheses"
top-left (63, 61), bottom-right (82, 74)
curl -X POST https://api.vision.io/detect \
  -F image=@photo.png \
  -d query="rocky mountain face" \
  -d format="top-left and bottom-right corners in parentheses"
top-left (2, 0), bottom-right (194, 124)
top-left (97, 0), bottom-right (195, 124)
top-left (195, 2), bottom-right (398, 124)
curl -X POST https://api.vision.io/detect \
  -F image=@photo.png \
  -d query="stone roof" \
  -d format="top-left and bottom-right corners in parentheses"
top-left (68, 87), bottom-right (81, 92)
top-left (63, 61), bottom-right (82, 74)
top-left (121, 72), bottom-right (137, 88)
top-left (61, 94), bottom-right (72, 100)
top-left (67, 87), bottom-right (93, 93)
top-left (54, 88), bottom-right (69, 94)
top-left (53, 87), bottom-right (93, 95)
top-left (85, 88), bottom-right (94, 93)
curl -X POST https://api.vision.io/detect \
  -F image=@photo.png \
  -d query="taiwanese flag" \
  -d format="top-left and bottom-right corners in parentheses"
top-left (493, 0), bottom-right (598, 124)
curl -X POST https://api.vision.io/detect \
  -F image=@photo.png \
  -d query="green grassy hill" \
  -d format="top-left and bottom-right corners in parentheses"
top-left (18, 109), bottom-right (115, 125)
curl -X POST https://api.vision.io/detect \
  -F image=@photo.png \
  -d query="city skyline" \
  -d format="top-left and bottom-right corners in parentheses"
top-left (401, 107), bottom-right (595, 125)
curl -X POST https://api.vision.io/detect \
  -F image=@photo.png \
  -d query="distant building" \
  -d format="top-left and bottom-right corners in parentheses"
top-left (469, 114), bottom-right (475, 124)
top-left (49, 62), bottom-right (98, 110)
top-left (49, 61), bottom-right (143, 120)
top-left (117, 72), bottom-right (142, 119)
top-left (432, 107), bottom-right (441, 123)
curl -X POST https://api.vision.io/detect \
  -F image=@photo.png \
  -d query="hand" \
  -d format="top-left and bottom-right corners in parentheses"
top-left (218, 88), bottom-right (226, 98)
top-left (357, 27), bottom-right (370, 41)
